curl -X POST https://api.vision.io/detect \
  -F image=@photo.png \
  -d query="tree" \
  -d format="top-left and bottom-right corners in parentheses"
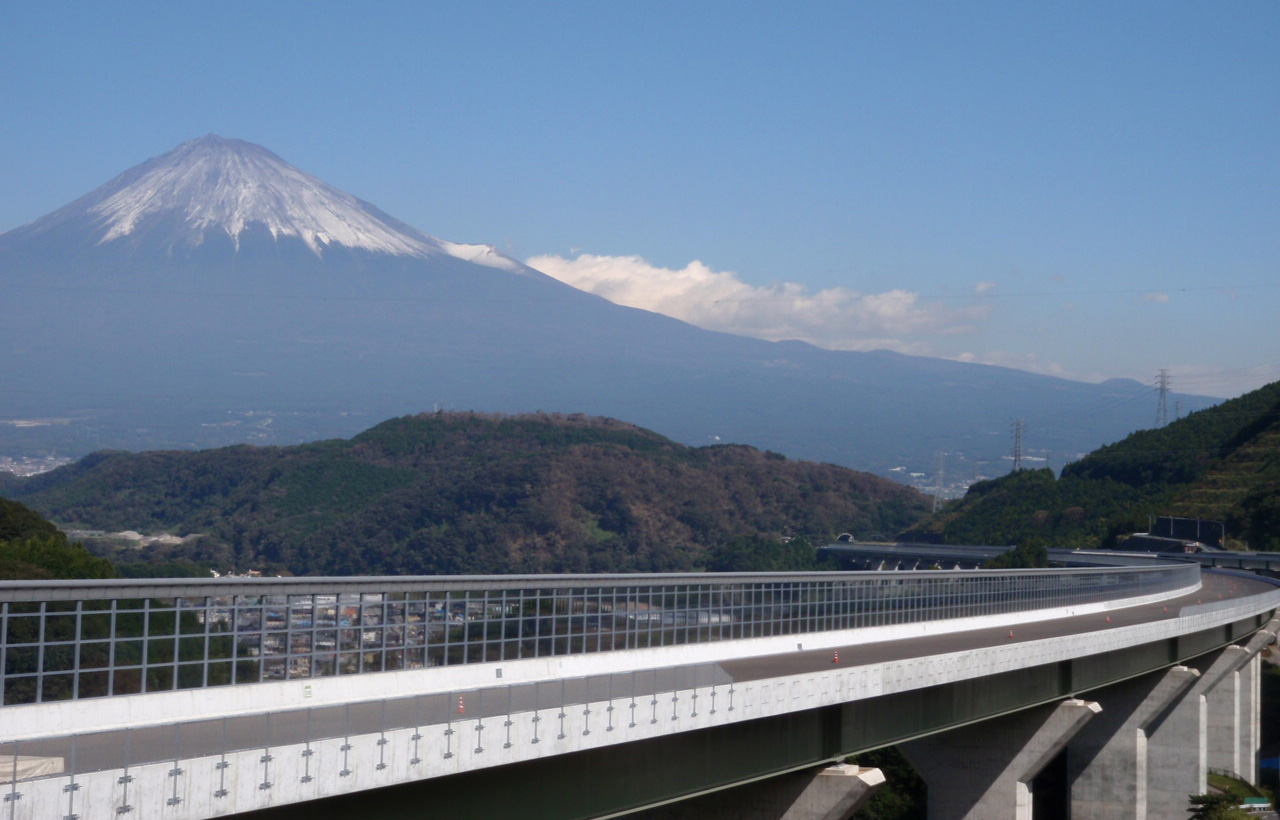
top-left (1187, 792), bottom-right (1251, 819)
top-left (704, 535), bottom-right (836, 572)
top-left (984, 539), bottom-right (1049, 569)
top-left (0, 497), bottom-right (116, 580)
top-left (849, 747), bottom-right (925, 819)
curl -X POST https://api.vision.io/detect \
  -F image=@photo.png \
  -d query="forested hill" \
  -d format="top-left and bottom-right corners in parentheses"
top-left (904, 381), bottom-right (1280, 550)
top-left (5, 412), bottom-right (930, 575)
top-left (0, 497), bottom-right (116, 580)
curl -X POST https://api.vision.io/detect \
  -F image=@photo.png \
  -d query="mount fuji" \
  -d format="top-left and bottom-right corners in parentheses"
top-left (5, 136), bottom-right (526, 269)
top-left (0, 136), bottom-right (1214, 484)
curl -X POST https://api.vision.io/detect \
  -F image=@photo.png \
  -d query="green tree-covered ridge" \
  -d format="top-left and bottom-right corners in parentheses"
top-left (0, 496), bottom-right (115, 580)
top-left (906, 380), bottom-right (1280, 550)
top-left (9, 412), bottom-right (930, 575)
top-left (0, 498), bottom-right (241, 702)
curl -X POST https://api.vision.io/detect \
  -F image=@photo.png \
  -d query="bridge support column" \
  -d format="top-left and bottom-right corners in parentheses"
top-left (1067, 666), bottom-right (1199, 820)
top-left (1203, 626), bottom-right (1275, 780)
top-left (1146, 678), bottom-right (1208, 818)
top-left (1239, 652), bottom-right (1260, 783)
top-left (779, 764), bottom-right (887, 820)
top-left (628, 764), bottom-right (885, 820)
top-left (1207, 658), bottom-right (1242, 777)
top-left (1144, 626), bottom-right (1277, 817)
top-left (899, 698), bottom-right (1099, 820)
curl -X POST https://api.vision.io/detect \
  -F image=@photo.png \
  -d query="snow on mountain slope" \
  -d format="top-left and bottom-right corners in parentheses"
top-left (12, 135), bottom-right (536, 269)
top-left (439, 240), bottom-right (526, 273)
top-left (88, 135), bottom-right (439, 256)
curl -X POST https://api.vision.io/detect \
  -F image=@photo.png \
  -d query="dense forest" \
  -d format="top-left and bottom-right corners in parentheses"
top-left (906, 380), bottom-right (1280, 550)
top-left (0, 496), bottom-right (115, 580)
top-left (5, 412), bottom-right (930, 576)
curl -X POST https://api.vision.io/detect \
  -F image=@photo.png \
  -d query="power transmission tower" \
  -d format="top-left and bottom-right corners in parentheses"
top-left (1156, 369), bottom-right (1170, 427)
top-left (1011, 419), bottom-right (1024, 472)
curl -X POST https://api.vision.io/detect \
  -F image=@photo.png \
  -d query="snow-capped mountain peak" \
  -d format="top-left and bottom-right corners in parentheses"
top-left (8, 134), bottom-right (535, 269)
top-left (82, 135), bottom-right (442, 257)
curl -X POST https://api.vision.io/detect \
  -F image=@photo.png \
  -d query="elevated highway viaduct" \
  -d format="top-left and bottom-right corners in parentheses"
top-left (2, 557), bottom-right (1277, 820)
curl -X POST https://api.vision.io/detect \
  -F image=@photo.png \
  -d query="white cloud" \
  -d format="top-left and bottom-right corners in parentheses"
top-left (1141, 292), bottom-right (1170, 304)
top-left (525, 253), bottom-right (991, 352)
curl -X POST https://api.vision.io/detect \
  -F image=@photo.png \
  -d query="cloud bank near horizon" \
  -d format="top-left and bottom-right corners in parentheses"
top-left (524, 253), bottom-right (1280, 397)
top-left (526, 253), bottom-right (991, 355)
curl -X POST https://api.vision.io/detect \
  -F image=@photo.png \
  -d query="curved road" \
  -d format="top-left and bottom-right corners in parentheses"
top-left (723, 570), bottom-right (1268, 680)
top-left (9, 571), bottom-right (1273, 775)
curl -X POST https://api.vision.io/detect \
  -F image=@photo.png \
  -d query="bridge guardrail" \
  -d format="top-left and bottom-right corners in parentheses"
top-left (0, 565), bottom-right (1198, 705)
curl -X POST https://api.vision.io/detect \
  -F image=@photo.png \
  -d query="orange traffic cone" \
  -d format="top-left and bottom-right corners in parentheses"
top-left (1008, 629), bottom-right (1014, 639)
top-left (832, 651), bottom-right (839, 664)
top-left (1105, 615), bottom-right (1111, 624)
top-left (457, 695), bottom-right (465, 714)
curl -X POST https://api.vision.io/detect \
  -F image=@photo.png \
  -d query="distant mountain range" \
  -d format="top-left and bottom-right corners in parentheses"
top-left (0, 135), bottom-right (1217, 481)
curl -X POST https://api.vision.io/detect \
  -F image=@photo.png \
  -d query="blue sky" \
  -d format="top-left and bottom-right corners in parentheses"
top-left (3, 1), bottom-right (1276, 398)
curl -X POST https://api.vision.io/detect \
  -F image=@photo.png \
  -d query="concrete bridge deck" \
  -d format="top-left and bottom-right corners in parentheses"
top-left (3, 564), bottom-right (1277, 820)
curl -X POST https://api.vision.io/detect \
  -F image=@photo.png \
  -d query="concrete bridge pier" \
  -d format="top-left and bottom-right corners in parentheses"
top-left (627, 764), bottom-right (885, 820)
top-left (1207, 650), bottom-right (1244, 777)
top-left (1205, 625), bottom-right (1274, 782)
top-left (1206, 627), bottom-right (1274, 783)
top-left (1145, 678), bottom-right (1209, 818)
top-left (1142, 626), bottom-right (1276, 818)
top-left (771, 764), bottom-right (886, 820)
top-left (899, 698), bottom-right (1100, 820)
top-left (1241, 652), bottom-right (1261, 782)
top-left (1066, 666), bottom-right (1199, 820)
top-left (777, 764), bottom-right (886, 820)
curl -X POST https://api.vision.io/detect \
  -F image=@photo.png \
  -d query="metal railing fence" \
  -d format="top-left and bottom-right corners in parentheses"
top-left (0, 564), bottom-right (1197, 705)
